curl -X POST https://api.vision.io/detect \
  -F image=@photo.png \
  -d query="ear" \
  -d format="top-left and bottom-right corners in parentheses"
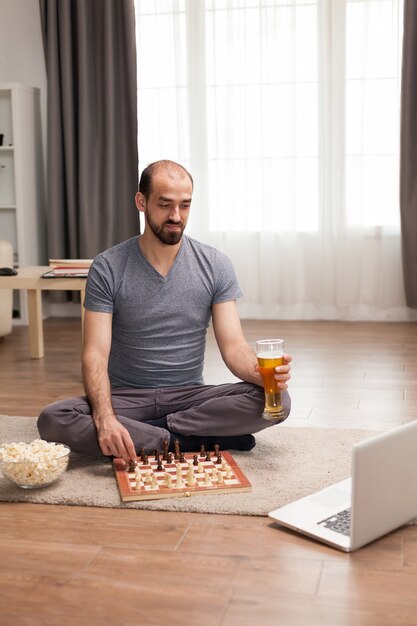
top-left (135, 191), bottom-right (146, 213)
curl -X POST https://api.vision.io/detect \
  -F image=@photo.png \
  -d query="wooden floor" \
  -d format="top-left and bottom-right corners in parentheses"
top-left (1, 318), bottom-right (417, 625)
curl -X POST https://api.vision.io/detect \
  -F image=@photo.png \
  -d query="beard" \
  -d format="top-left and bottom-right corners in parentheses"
top-left (146, 215), bottom-right (185, 245)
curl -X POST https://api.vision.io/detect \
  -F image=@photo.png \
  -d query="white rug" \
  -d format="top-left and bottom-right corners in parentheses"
top-left (0, 415), bottom-right (379, 516)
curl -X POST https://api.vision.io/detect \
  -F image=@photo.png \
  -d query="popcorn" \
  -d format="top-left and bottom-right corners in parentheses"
top-left (0, 439), bottom-right (69, 488)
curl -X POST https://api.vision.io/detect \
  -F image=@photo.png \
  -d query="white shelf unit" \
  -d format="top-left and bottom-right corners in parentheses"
top-left (0, 83), bottom-right (45, 324)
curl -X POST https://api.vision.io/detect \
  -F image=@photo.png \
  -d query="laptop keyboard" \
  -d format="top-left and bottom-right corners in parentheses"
top-left (318, 508), bottom-right (351, 536)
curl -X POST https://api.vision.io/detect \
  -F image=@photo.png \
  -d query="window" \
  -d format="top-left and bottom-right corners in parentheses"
top-left (345, 0), bottom-right (403, 228)
top-left (135, 0), bottom-right (404, 233)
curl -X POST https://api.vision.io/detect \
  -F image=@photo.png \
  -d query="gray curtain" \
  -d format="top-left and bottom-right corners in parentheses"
top-left (400, 0), bottom-right (417, 308)
top-left (39, 0), bottom-right (139, 271)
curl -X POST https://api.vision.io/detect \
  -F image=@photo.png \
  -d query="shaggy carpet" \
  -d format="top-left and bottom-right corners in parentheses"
top-left (0, 414), bottom-right (378, 516)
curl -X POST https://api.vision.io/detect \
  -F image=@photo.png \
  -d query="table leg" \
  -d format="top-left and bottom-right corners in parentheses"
top-left (80, 288), bottom-right (86, 342)
top-left (27, 289), bottom-right (44, 359)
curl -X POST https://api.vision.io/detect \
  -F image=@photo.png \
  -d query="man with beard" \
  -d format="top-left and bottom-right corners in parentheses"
top-left (38, 160), bottom-right (292, 463)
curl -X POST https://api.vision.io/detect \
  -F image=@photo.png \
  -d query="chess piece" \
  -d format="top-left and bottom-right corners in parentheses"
top-left (205, 451), bottom-right (211, 462)
top-left (214, 444), bottom-right (220, 455)
top-left (128, 459), bottom-right (136, 473)
top-left (193, 454), bottom-right (198, 466)
top-left (163, 439), bottom-right (169, 461)
top-left (174, 439), bottom-right (180, 460)
top-left (187, 465), bottom-right (196, 486)
top-left (200, 444), bottom-right (206, 457)
top-left (176, 464), bottom-right (184, 488)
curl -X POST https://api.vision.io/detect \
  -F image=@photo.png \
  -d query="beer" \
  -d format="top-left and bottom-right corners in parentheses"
top-left (256, 339), bottom-right (286, 421)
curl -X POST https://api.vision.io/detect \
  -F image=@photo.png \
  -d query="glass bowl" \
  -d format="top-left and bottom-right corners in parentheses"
top-left (0, 441), bottom-right (70, 489)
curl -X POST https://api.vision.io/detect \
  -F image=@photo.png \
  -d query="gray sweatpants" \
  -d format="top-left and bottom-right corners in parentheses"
top-left (37, 382), bottom-right (291, 457)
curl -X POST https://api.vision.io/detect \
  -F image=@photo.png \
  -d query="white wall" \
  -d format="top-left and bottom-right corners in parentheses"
top-left (0, 1), bottom-right (81, 318)
top-left (0, 0), bottom-right (47, 174)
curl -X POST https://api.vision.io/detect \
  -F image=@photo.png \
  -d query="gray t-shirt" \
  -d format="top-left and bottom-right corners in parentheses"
top-left (84, 235), bottom-right (242, 388)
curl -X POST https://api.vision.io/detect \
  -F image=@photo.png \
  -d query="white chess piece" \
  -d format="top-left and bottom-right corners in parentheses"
top-left (187, 465), bottom-right (196, 486)
top-left (176, 463), bottom-right (184, 488)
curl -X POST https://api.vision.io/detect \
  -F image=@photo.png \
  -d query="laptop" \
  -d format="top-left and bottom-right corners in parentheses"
top-left (268, 420), bottom-right (417, 552)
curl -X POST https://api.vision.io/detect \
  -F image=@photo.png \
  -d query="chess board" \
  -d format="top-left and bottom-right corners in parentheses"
top-left (113, 450), bottom-right (252, 502)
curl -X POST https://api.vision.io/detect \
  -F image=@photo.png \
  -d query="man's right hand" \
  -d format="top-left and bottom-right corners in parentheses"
top-left (96, 415), bottom-right (137, 464)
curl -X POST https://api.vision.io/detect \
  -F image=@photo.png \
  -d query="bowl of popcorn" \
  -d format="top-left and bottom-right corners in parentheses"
top-left (0, 439), bottom-right (70, 489)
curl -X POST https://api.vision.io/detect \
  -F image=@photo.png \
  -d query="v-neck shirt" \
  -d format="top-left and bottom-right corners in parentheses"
top-left (84, 235), bottom-right (243, 388)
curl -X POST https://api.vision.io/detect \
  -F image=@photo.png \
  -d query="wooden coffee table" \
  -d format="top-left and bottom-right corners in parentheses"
top-left (0, 266), bottom-right (87, 358)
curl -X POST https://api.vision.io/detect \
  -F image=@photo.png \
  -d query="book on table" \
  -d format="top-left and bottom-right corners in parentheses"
top-left (42, 258), bottom-right (93, 278)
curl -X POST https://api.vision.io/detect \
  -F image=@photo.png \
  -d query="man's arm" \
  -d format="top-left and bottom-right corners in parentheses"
top-left (211, 301), bottom-right (291, 389)
top-left (82, 309), bottom-right (136, 462)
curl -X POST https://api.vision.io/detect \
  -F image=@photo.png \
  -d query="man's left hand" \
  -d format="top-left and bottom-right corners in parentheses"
top-left (274, 353), bottom-right (292, 390)
top-left (254, 352), bottom-right (292, 390)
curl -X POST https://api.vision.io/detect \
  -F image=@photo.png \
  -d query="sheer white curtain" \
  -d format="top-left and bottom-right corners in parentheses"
top-left (135, 0), bottom-right (416, 321)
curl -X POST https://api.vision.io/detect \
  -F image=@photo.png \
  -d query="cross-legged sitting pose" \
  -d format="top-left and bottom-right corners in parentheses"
top-left (38, 160), bottom-right (292, 462)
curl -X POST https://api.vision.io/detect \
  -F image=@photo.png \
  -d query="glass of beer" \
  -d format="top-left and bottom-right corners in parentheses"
top-left (256, 339), bottom-right (286, 421)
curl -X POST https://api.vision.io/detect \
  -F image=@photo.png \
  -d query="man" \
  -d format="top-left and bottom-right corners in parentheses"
top-left (38, 160), bottom-right (292, 463)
